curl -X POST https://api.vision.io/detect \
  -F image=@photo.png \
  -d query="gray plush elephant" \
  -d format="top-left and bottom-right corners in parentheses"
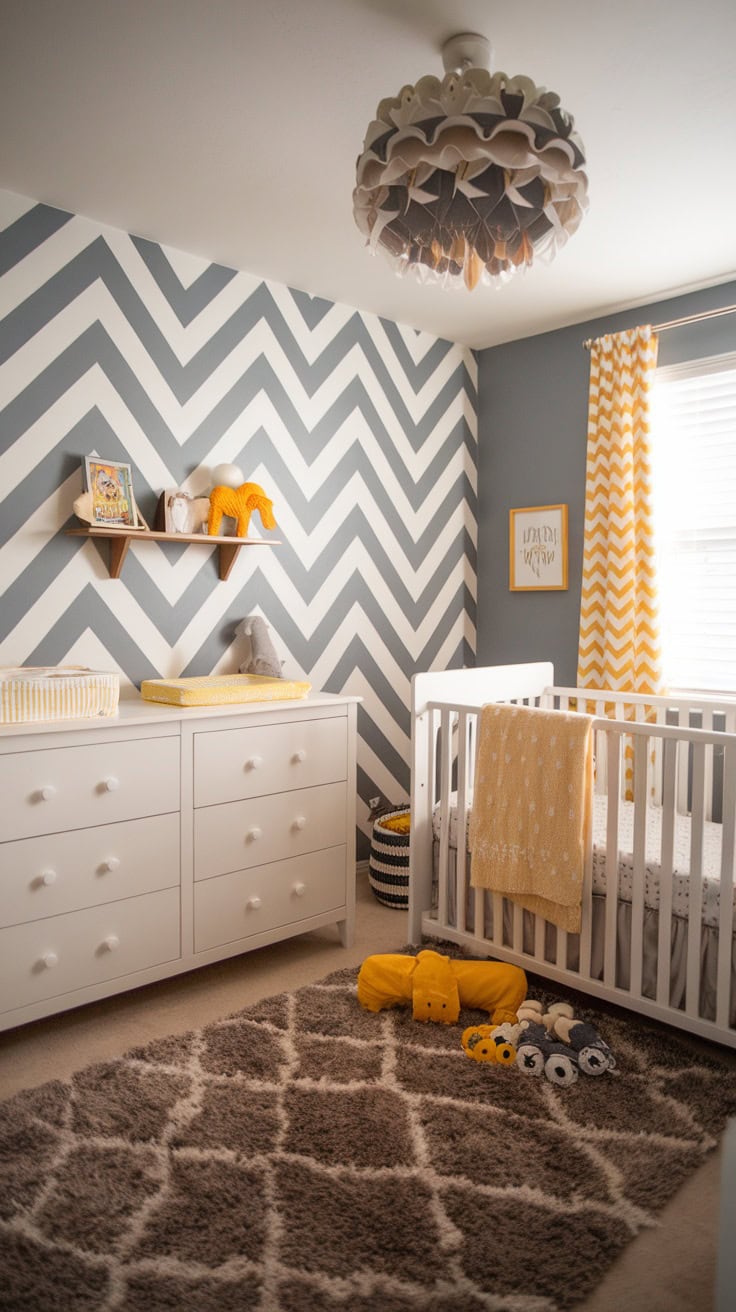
top-left (236, 615), bottom-right (283, 678)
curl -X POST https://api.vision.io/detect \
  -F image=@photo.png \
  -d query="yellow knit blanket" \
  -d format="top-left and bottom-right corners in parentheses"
top-left (469, 703), bottom-right (594, 933)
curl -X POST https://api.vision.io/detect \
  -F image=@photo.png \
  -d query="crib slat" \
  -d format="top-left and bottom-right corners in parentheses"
top-left (491, 892), bottom-right (503, 947)
top-left (702, 707), bottom-right (715, 822)
top-left (656, 737), bottom-right (678, 1008)
top-left (629, 733), bottom-right (649, 998)
top-left (675, 708), bottom-right (689, 813)
top-left (437, 709), bottom-right (453, 929)
top-left (650, 704), bottom-right (666, 808)
top-left (455, 711), bottom-right (469, 935)
top-left (534, 911), bottom-right (545, 961)
top-left (512, 900), bottom-right (523, 954)
top-left (604, 730), bottom-right (621, 987)
top-left (594, 699), bottom-right (608, 796)
top-left (686, 742), bottom-right (707, 1018)
top-left (578, 794), bottom-right (594, 979)
top-left (556, 926), bottom-right (567, 970)
top-left (409, 704), bottom-right (437, 943)
top-left (716, 739), bottom-right (736, 1030)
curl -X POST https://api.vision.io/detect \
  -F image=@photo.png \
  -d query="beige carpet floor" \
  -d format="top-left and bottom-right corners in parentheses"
top-left (1, 869), bottom-right (733, 1311)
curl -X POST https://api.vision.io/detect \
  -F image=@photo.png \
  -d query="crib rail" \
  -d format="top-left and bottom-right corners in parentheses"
top-left (546, 686), bottom-right (736, 819)
top-left (409, 679), bottom-right (736, 1049)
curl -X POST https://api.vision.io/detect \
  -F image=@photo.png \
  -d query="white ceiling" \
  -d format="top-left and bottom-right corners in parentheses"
top-left (1, 0), bottom-right (735, 349)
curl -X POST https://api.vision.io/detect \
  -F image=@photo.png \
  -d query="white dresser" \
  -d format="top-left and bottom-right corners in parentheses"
top-left (0, 691), bottom-right (358, 1031)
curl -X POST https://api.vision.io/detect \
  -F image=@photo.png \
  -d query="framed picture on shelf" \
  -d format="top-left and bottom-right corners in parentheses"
top-left (509, 504), bottom-right (568, 591)
top-left (83, 458), bottom-right (139, 528)
top-left (162, 488), bottom-right (211, 535)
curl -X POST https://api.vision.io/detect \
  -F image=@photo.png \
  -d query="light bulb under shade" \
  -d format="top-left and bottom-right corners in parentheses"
top-left (353, 67), bottom-right (588, 290)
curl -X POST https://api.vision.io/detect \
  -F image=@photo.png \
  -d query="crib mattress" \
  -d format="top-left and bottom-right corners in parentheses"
top-left (433, 793), bottom-right (733, 928)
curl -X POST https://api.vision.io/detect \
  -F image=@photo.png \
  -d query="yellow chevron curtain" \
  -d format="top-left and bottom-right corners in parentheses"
top-left (578, 326), bottom-right (663, 794)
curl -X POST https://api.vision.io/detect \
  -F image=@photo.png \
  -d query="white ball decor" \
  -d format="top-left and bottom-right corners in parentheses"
top-left (210, 463), bottom-right (245, 490)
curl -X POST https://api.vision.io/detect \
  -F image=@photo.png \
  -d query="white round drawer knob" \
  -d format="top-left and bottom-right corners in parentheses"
top-left (42, 951), bottom-right (59, 969)
top-left (293, 881), bottom-right (306, 897)
top-left (292, 815), bottom-right (307, 831)
top-left (103, 935), bottom-right (120, 952)
top-left (245, 755), bottom-right (263, 771)
top-left (40, 785), bottom-right (56, 801)
top-left (292, 750), bottom-right (307, 764)
top-left (102, 857), bottom-right (121, 873)
top-left (104, 777), bottom-right (120, 792)
top-left (246, 896), bottom-right (262, 910)
top-left (246, 826), bottom-right (262, 842)
top-left (41, 869), bottom-right (57, 887)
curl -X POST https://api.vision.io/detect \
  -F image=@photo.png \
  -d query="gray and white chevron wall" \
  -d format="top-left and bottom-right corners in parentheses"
top-left (0, 190), bottom-right (477, 851)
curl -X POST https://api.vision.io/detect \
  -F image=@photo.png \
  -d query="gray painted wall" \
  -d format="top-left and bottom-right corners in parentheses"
top-left (476, 280), bottom-right (736, 685)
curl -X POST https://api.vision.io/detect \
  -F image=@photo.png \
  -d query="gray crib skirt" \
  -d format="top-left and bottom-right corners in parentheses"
top-left (433, 847), bottom-right (736, 1026)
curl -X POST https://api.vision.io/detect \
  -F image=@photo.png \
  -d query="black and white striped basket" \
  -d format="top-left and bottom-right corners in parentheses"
top-left (368, 806), bottom-right (410, 908)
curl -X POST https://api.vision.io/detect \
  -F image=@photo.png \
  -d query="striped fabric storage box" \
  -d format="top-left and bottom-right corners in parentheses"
top-left (368, 806), bottom-right (411, 908)
top-left (0, 667), bottom-right (119, 724)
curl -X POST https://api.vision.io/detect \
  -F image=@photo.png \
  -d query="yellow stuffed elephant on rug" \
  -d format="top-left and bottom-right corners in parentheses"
top-left (208, 481), bottom-right (277, 538)
top-left (357, 948), bottom-right (527, 1025)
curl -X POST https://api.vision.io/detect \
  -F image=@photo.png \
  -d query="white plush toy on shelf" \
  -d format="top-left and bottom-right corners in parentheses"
top-left (236, 615), bottom-right (283, 679)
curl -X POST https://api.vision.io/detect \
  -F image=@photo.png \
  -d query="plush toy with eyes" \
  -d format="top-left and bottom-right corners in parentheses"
top-left (461, 1021), bottom-right (520, 1065)
top-left (551, 1015), bottom-right (616, 1076)
top-left (357, 949), bottom-right (527, 1026)
top-left (516, 1021), bottom-right (580, 1087)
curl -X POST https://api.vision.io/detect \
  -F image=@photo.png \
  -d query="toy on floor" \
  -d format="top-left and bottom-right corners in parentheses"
top-left (551, 1014), bottom-right (616, 1076)
top-left (517, 998), bottom-right (575, 1031)
top-left (236, 616), bottom-right (283, 678)
top-left (208, 481), bottom-right (277, 538)
top-left (461, 1021), bottom-right (520, 1065)
top-left (516, 1021), bottom-right (580, 1087)
top-left (357, 949), bottom-right (527, 1026)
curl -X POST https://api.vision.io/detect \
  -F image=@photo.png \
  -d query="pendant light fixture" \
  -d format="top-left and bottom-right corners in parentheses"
top-left (353, 33), bottom-right (588, 290)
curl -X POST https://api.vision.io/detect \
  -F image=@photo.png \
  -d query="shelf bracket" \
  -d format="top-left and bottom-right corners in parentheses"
top-left (108, 534), bottom-right (132, 579)
top-left (218, 543), bottom-right (240, 581)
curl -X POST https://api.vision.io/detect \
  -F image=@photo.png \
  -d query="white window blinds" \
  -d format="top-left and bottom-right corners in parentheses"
top-left (651, 352), bottom-right (736, 693)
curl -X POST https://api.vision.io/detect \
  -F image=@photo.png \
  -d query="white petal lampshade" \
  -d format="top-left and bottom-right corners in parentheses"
top-left (353, 47), bottom-right (588, 291)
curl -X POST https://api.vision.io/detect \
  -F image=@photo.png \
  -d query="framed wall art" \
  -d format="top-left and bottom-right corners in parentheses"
top-left (509, 503), bottom-right (568, 591)
top-left (162, 488), bottom-right (211, 535)
top-left (83, 457), bottom-right (139, 528)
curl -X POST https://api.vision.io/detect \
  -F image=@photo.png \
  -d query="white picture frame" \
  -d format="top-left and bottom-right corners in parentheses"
top-left (162, 488), bottom-right (210, 535)
top-left (509, 504), bottom-right (568, 591)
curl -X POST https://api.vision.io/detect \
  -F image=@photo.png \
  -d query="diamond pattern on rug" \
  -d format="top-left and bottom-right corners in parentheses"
top-left (1, 956), bottom-right (735, 1312)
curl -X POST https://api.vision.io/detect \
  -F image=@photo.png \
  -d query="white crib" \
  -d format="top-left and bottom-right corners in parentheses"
top-left (408, 663), bottom-right (736, 1049)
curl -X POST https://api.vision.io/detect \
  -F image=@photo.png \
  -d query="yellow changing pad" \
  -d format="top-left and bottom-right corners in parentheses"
top-left (140, 673), bottom-right (311, 707)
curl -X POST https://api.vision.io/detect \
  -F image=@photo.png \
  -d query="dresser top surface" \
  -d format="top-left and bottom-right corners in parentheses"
top-left (0, 689), bottom-right (361, 740)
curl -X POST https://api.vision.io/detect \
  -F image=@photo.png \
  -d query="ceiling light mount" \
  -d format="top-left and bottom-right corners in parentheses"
top-left (441, 33), bottom-right (492, 75)
top-left (353, 33), bottom-right (588, 291)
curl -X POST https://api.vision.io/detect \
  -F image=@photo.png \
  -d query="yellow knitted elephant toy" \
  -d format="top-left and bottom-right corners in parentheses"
top-left (357, 949), bottom-right (527, 1025)
top-left (208, 482), bottom-right (277, 538)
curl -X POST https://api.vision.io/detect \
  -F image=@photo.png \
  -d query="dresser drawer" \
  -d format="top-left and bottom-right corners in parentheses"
top-left (0, 886), bottom-right (181, 1014)
top-left (193, 715), bottom-right (347, 807)
top-left (194, 846), bottom-right (346, 952)
top-left (194, 782), bottom-right (346, 881)
top-left (0, 813), bottom-right (180, 928)
top-left (0, 736), bottom-right (180, 842)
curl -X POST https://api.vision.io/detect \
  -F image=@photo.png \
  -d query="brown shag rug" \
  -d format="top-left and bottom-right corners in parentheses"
top-left (2, 949), bottom-right (735, 1312)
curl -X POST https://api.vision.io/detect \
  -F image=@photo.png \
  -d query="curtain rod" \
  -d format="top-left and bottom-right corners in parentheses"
top-left (582, 302), bottom-right (736, 350)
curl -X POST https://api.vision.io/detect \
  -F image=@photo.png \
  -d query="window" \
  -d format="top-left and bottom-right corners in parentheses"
top-left (650, 351), bottom-right (736, 693)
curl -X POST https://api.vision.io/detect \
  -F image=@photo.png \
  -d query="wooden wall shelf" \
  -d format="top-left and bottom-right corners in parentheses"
top-left (65, 527), bottom-right (280, 581)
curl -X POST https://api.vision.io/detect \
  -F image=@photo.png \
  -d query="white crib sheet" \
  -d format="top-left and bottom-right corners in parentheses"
top-left (432, 793), bottom-right (734, 928)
